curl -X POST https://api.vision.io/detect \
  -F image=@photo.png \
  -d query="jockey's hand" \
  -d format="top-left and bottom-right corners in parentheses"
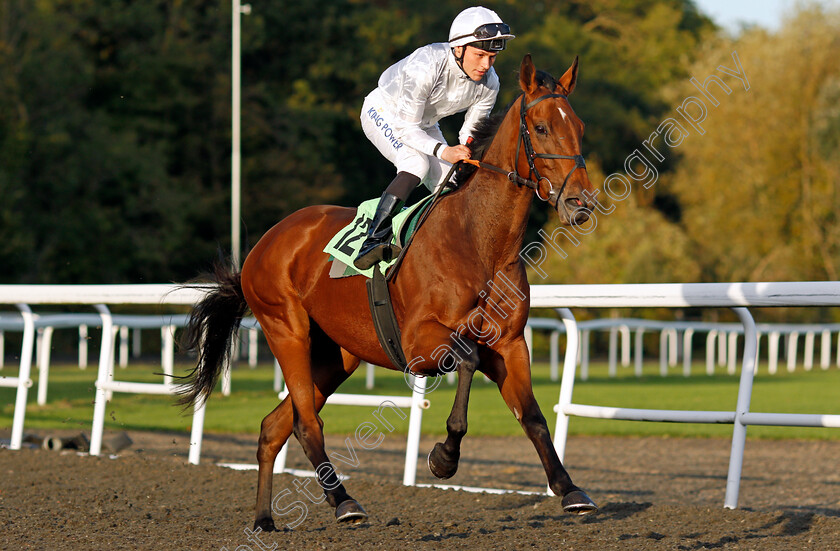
top-left (441, 144), bottom-right (471, 164)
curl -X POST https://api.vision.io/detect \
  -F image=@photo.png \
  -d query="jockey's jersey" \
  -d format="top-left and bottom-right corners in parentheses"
top-left (374, 42), bottom-right (500, 157)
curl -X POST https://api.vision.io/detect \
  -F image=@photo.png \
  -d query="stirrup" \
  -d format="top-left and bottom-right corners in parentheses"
top-left (353, 191), bottom-right (403, 270)
top-left (353, 241), bottom-right (401, 270)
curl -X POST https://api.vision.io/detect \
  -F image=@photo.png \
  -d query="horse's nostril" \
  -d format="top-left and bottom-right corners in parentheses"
top-left (565, 197), bottom-right (584, 211)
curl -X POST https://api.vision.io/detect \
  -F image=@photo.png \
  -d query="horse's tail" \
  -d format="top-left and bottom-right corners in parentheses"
top-left (175, 263), bottom-right (249, 408)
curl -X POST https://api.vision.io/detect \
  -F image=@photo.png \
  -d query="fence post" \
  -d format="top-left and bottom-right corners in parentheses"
top-left (402, 374), bottom-right (428, 486)
top-left (804, 331), bottom-right (814, 371)
top-left (634, 328), bottom-right (645, 377)
top-left (706, 330), bottom-right (717, 375)
top-left (820, 330), bottom-right (830, 370)
top-left (366, 362), bottom-right (375, 390)
top-left (90, 304), bottom-right (114, 457)
top-left (768, 331), bottom-right (780, 374)
top-left (620, 325), bottom-right (631, 367)
top-left (162, 325), bottom-right (175, 378)
top-left (524, 325), bottom-right (533, 363)
top-left (133, 327), bottom-right (142, 359)
top-left (273, 358), bottom-right (283, 392)
top-left (580, 329), bottom-right (590, 381)
top-left (682, 328), bottom-right (694, 377)
top-left (78, 325), bottom-right (88, 368)
top-left (659, 331), bottom-right (668, 376)
top-left (727, 332), bottom-right (738, 375)
top-left (188, 397), bottom-right (206, 465)
top-left (9, 304), bottom-right (35, 451)
top-left (724, 307), bottom-right (757, 509)
top-left (552, 308), bottom-right (579, 467)
top-left (37, 326), bottom-right (54, 405)
top-left (786, 332), bottom-right (799, 372)
top-left (248, 327), bottom-right (258, 368)
top-left (549, 330), bottom-right (559, 382)
top-left (119, 326), bottom-right (129, 367)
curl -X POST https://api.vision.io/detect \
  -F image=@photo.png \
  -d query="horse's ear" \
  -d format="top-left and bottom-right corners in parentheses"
top-left (557, 56), bottom-right (579, 95)
top-left (519, 54), bottom-right (538, 95)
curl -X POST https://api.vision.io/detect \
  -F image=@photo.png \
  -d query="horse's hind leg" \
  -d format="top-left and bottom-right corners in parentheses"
top-left (254, 395), bottom-right (289, 531)
top-left (295, 329), bottom-right (366, 523)
top-left (483, 340), bottom-right (597, 514)
top-left (252, 319), bottom-right (362, 531)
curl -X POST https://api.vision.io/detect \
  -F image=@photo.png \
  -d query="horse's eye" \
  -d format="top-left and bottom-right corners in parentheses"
top-left (534, 124), bottom-right (548, 135)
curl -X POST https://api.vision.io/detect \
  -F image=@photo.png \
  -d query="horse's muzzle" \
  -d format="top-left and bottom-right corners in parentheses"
top-left (557, 195), bottom-right (590, 226)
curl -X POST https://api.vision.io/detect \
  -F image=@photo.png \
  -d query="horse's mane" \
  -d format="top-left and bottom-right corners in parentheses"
top-left (453, 70), bottom-right (558, 186)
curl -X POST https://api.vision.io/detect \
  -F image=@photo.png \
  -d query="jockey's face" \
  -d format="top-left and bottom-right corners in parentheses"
top-left (454, 45), bottom-right (498, 82)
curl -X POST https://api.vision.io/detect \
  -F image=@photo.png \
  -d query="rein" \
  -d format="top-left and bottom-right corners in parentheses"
top-left (463, 92), bottom-right (586, 205)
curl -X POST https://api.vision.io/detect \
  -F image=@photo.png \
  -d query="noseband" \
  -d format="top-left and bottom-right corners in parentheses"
top-left (463, 92), bottom-right (587, 207)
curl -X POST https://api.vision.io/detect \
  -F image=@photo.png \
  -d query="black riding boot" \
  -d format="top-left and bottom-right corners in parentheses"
top-left (353, 192), bottom-right (403, 270)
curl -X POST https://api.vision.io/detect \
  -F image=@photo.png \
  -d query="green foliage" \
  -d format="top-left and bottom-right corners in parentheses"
top-left (1, 0), bottom-right (229, 282)
top-left (536, 192), bottom-right (702, 285)
top-left (529, 2), bottom-right (840, 306)
top-left (0, 0), bottom-right (714, 283)
top-left (668, 6), bottom-right (840, 284)
top-left (4, 1), bottom-right (837, 296)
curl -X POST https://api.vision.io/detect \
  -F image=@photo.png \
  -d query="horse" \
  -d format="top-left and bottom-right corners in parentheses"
top-left (178, 54), bottom-right (598, 532)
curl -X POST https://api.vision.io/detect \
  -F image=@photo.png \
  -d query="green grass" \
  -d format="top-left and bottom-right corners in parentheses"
top-left (2, 359), bottom-right (839, 440)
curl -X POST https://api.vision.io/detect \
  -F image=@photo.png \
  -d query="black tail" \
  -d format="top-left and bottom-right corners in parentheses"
top-left (175, 264), bottom-right (249, 408)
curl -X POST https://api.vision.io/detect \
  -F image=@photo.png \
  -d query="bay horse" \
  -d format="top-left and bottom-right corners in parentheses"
top-left (178, 54), bottom-right (598, 531)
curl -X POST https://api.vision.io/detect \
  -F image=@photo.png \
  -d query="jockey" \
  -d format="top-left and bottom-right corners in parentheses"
top-left (353, 6), bottom-right (515, 270)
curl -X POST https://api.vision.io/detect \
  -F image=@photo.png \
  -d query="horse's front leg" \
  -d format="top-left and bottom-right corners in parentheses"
top-left (428, 335), bottom-right (480, 479)
top-left (483, 339), bottom-right (597, 514)
top-left (404, 324), bottom-right (480, 480)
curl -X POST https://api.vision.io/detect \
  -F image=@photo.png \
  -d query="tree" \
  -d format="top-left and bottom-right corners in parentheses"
top-left (0, 0), bottom-right (715, 283)
top-left (667, 5), bottom-right (840, 283)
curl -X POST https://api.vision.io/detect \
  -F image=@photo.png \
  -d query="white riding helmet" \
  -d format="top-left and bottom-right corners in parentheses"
top-left (448, 6), bottom-right (515, 51)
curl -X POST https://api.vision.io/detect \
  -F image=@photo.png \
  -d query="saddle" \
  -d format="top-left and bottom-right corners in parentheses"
top-left (323, 191), bottom-right (444, 279)
top-left (326, 168), bottom-right (458, 370)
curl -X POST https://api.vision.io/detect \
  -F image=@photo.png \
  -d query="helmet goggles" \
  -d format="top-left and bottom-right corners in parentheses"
top-left (451, 23), bottom-right (512, 51)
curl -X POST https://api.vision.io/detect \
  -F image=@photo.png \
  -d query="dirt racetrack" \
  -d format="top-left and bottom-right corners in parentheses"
top-left (2, 429), bottom-right (840, 550)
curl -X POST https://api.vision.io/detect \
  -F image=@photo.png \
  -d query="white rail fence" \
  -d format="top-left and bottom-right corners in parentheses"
top-left (530, 281), bottom-right (840, 508)
top-left (0, 285), bottom-right (430, 483)
top-left (523, 317), bottom-right (840, 380)
top-left (0, 314), bottom-right (280, 404)
top-left (2, 282), bottom-right (839, 508)
top-left (0, 286), bottom-right (207, 463)
top-left (272, 378), bottom-right (430, 485)
top-left (6, 312), bottom-right (834, 405)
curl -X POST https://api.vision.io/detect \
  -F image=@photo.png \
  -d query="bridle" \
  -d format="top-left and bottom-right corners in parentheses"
top-left (463, 92), bottom-right (587, 208)
top-left (387, 92), bottom-right (585, 282)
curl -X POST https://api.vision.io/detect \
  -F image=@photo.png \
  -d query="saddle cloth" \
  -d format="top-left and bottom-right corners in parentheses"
top-left (324, 194), bottom-right (436, 279)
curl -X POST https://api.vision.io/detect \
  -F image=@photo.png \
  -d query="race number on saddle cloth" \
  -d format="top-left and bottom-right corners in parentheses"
top-left (324, 194), bottom-right (438, 278)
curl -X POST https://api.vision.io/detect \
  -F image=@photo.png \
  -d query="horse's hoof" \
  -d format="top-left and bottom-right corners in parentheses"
top-left (561, 490), bottom-right (598, 515)
top-left (253, 516), bottom-right (277, 532)
top-left (335, 499), bottom-right (368, 524)
top-left (428, 443), bottom-right (458, 479)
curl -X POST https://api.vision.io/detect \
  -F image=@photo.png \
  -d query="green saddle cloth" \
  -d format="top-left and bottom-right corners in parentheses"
top-left (323, 193), bottom-right (438, 278)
